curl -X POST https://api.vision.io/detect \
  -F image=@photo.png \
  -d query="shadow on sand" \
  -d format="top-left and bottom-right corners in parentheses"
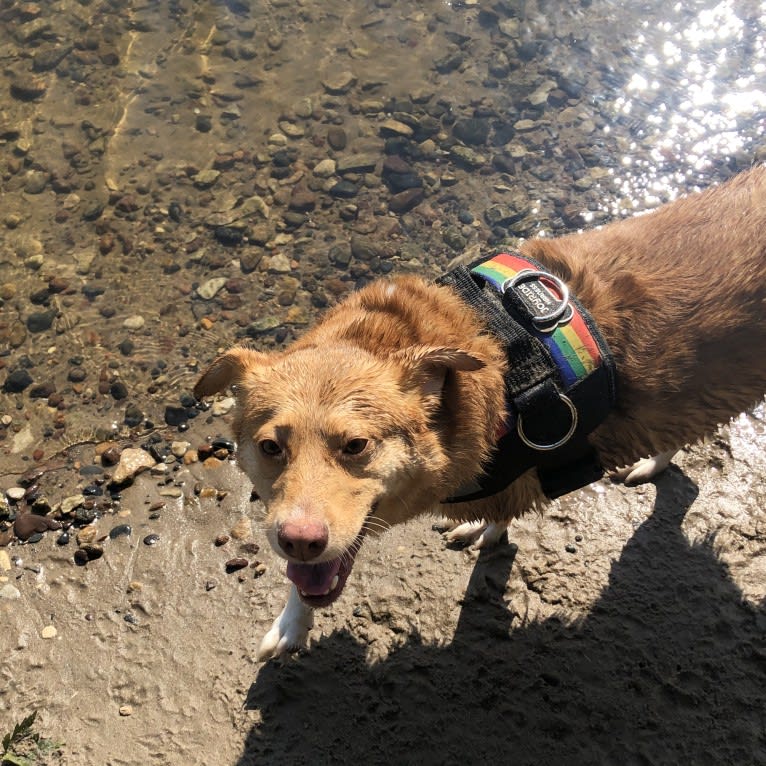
top-left (237, 470), bottom-right (766, 766)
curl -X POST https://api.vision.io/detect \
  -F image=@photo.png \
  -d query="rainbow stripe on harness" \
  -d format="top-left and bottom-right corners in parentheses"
top-left (471, 252), bottom-right (602, 389)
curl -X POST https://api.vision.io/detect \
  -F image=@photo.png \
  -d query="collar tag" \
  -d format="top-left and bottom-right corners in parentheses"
top-left (502, 269), bottom-right (573, 332)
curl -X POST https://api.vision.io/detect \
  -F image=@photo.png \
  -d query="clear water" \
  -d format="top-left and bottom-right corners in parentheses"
top-left (0, 0), bottom-right (764, 474)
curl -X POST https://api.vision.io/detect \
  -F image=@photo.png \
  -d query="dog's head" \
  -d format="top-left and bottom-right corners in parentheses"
top-left (194, 343), bottom-right (485, 607)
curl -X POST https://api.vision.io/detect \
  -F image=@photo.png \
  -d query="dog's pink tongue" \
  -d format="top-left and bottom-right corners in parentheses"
top-left (286, 559), bottom-right (342, 595)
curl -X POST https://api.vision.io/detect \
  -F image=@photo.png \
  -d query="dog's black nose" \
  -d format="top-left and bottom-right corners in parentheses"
top-left (277, 520), bottom-right (329, 561)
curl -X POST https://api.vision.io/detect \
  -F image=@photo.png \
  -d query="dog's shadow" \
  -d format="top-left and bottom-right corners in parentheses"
top-left (237, 471), bottom-right (766, 765)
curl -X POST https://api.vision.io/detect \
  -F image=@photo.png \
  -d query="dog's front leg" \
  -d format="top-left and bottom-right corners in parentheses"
top-left (257, 584), bottom-right (314, 661)
top-left (435, 518), bottom-right (508, 549)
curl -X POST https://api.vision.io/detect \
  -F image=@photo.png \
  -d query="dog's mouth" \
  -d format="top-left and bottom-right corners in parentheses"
top-left (285, 530), bottom-right (367, 608)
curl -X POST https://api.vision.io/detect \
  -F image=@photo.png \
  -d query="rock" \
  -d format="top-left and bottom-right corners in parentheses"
top-left (143, 534), bottom-right (160, 546)
top-left (0, 584), bottom-right (21, 600)
top-left (211, 397), bottom-right (235, 416)
top-left (313, 158), bottom-right (336, 178)
top-left (7, 487), bottom-right (26, 501)
top-left (453, 118), bottom-right (490, 146)
top-left (336, 154), bottom-right (378, 175)
top-left (450, 146), bottom-right (486, 168)
top-left (193, 169), bottom-right (220, 189)
top-left (164, 406), bottom-right (190, 427)
top-left (379, 119), bottom-right (413, 138)
top-left (10, 75), bottom-right (47, 100)
top-left (389, 188), bottom-right (424, 214)
top-left (76, 525), bottom-right (98, 545)
top-left (41, 625), bottom-right (57, 639)
top-left (14, 513), bottom-right (62, 541)
top-left (109, 524), bottom-right (132, 539)
top-left (322, 70), bottom-right (356, 94)
top-left (197, 277), bottom-right (227, 300)
top-left (267, 253), bottom-right (292, 273)
top-left (289, 186), bottom-right (316, 212)
top-left (26, 310), bottom-right (56, 332)
top-left (111, 448), bottom-right (156, 485)
top-left (3, 369), bottom-right (33, 393)
top-left (124, 403), bottom-right (144, 428)
top-left (329, 180), bottom-right (358, 198)
top-left (327, 126), bottom-right (347, 150)
top-left (230, 517), bottom-right (251, 540)
top-left (225, 557), bottom-right (249, 573)
top-left (75, 544), bottom-right (103, 563)
top-left (122, 315), bottom-right (145, 331)
top-left (100, 447), bottom-right (121, 466)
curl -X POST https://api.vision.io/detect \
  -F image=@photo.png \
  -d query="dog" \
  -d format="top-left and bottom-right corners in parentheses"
top-left (194, 165), bottom-right (766, 660)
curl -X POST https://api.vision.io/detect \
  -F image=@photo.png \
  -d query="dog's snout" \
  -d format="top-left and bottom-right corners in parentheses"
top-left (277, 519), bottom-right (329, 561)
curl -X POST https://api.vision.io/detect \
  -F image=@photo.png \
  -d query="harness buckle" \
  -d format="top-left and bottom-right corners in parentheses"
top-left (517, 392), bottom-right (578, 451)
top-left (501, 269), bottom-right (573, 332)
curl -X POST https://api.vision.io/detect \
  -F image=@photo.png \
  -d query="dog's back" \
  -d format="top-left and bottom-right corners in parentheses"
top-left (523, 166), bottom-right (766, 467)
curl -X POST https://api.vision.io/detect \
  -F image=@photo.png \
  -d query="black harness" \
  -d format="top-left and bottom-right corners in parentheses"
top-left (437, 251), bottom-right (617, 502)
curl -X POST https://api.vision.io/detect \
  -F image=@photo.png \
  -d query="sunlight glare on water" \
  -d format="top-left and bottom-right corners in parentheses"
top-left (606, 0), bottom-right (766, 216)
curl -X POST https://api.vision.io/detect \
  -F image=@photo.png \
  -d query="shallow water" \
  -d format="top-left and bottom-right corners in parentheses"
top-left (0, 0), bottom-right (764, 475)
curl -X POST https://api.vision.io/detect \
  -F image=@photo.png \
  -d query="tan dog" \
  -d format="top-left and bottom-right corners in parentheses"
top-left (195, 166), bottom-right (766, 660)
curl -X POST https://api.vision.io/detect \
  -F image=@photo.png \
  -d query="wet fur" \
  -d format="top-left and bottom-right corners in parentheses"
top-left (195, 166), bottom-right (766, 653)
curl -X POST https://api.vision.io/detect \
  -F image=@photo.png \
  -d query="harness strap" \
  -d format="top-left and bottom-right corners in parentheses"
top-left (437, 252), bottom-right (617, 503)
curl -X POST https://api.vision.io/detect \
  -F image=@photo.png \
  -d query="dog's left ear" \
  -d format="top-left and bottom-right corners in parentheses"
top-left (194, 346), bottom-right (268, 400)
top-left (394, 346), bottom-right (485, 398)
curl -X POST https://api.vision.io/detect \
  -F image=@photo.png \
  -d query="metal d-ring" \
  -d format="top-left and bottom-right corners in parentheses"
top-left (501, 269), bottom-right (571, 328)
top-left (517, 393), bottom-right (578, 451)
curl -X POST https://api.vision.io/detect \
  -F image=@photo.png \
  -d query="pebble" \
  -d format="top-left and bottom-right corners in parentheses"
top-left (171, 441), bottom-right (190, 458)
top-left (143, 534), bottom-right (160, 546)
top-left (322, 70), bottom-right (356, 94)
top-left (109, 524), bottom-right (132, 540)
top-left (326, 126), bottom-right (347, 150)
top-left (313, 158), bottom-right (336, 178)
top-left (111, 448), bottom-right (156, 485)
top-left (197, 277), bottom-right (227, 300)
top-left (14, 513), bottom-right (62, 541)
top-left (122, 315), bottom-right (145, 331)
top-left (210, 397), bottom-right (235, 416)
top-left (118, 706), bottom-right (133, 717)
top-left (41, 625), bottom-right (57, 639)
top-left (3, 369), bottom-right (33, 393)
top-left (7, 487), bottom-right (26, 501)
top-left (193, 169), bottom-right (220, 189)
top-left (74, 544), bottom-right (104, 564)
top-left (0, 584), bottom-right (21, 600)
top-left (225, 557), bottom-right (249, 573)
top-left (266, 253), bottom-right (292, 273)
top-left (0, 550), bottom-right (10, 571)
top-left (230, 517), bottom-right (251, 540)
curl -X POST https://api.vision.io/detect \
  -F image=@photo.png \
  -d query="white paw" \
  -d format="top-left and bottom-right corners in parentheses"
top-left (257, 585), bottom-right (314, 661)
top-left (442, 519), bottom-right (508, 549)
top-left (611, 449), bottom-right (676, 486)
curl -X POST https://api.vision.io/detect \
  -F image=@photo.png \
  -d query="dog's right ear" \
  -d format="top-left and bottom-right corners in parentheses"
top-left (393, 346), bottom-right (485, 399)
top-left (194, 347), bottom-right (268, 399)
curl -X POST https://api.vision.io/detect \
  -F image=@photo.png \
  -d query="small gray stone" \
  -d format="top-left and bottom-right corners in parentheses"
top-left (197, 277), bottom-right (227, 300)
top-left (0, 584), bottom-right (21, 600)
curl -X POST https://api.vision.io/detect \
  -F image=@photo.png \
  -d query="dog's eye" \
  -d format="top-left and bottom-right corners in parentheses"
top-left (342, 438), bottom-right (369, 456)
top-left (259, 439), bottom-right (282, 457)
